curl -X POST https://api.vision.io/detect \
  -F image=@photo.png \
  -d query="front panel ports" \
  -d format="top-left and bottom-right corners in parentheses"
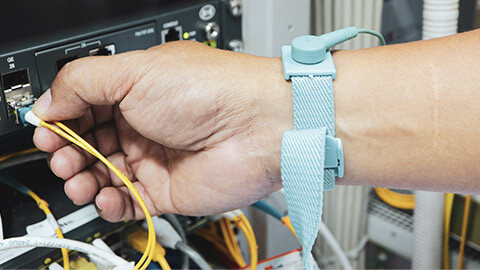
top-left (89, 44), bottom-right (116, 56)
top-left (55, 55), bottom-right (78, 73)
top-left (161, 26), bottom-right (183, 43)
top-left (1, 69), bottom-right (35, 124)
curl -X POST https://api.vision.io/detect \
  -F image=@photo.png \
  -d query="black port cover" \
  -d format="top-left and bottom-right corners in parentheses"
top-left (1, 69), bottom-right (29, 90)
top-left (55, 55), bottom-right (78, 73)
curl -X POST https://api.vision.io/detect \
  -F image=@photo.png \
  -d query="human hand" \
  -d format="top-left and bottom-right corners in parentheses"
top-left (33, 41), bottom-right (293, 222)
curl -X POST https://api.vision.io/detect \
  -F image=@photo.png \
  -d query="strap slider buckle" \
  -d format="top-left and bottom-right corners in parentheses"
top-left (325, 136), bottom-right (344, 178)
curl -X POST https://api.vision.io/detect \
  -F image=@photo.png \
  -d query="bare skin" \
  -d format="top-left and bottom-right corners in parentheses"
top-left (33, 30), bottom-right (480, 222)
top-left (334, 29), bottom-right (480, 193)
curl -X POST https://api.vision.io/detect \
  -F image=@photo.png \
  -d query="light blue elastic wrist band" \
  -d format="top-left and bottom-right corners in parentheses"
top-left (292, 75), bottom-right (337, 190)
top-left (281, 74), bottom-right (337, 270)
top-left (281, 26), bottom-right (385, 269)
top-left (281, 128), bottom-right (327, 269)
top-left (281, 28), bottom-right (357, 269)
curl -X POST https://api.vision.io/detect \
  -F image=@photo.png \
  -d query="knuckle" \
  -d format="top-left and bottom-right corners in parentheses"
top-left (52, 59), bottom-right (82, 91)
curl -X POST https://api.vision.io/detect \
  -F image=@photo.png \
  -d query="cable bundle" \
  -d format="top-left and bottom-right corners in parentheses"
top-left (195, 211), bottom-right (258, 269)
top-left (221, 210), bottom-right (258, 270)
top-left (35, 118), bottom-right (156, 270)
top-left (0, 172), bottom-right (69, 269)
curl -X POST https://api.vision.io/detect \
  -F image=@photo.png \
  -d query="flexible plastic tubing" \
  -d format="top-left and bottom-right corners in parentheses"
top-left (412, 191), bottom-right (445, 269)
top-left (413, 1), bottom-right (459, 268)
top-left (251, 200), bottom-right (283, 221)
top-left (176, 242), bottom-right (212, 270)
top-left (318, 221), bottom-right (353, 270)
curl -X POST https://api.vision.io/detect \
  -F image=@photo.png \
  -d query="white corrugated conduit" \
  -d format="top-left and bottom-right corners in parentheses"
top-left (413, 1), bottom-right (459, 269)
top-left (423, 0), bottom-right (460, 39)
top-left (312, 1), bottom-right (383, 269)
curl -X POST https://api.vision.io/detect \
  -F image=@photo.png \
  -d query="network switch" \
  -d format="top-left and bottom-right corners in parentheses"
top-left (0, 0), bottom-right (241, 153)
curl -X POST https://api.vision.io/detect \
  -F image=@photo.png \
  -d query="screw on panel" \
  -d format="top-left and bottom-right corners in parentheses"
top-left (205, 22), bottom-right (220, 40)
top-left (228, 39), bottom-right (244, 52)
top-left (228, 0), bottom-right (242, 17)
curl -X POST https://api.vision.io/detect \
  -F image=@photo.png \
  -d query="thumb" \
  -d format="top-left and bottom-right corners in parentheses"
top-left (32, 88), bottom-right (53, 119)
top-left (33, 52), bottom-right (143, 121)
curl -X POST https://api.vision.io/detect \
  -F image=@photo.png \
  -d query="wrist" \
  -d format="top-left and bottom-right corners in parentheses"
top-left (254, 57), bottom-right (293, 185)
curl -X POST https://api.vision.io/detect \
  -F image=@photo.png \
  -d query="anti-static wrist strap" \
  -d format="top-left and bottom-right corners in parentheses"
top-left (292, 75), bottom-right (336, 188)
top-left (281, 75), bottom-right (335, 269)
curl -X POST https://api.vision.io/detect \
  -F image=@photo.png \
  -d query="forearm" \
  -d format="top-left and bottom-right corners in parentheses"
top-left (333, 29), bottom-right (480, 193)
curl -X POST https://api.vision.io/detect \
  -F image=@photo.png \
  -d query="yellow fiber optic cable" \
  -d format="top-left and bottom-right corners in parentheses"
top-left (374, 187), bottom-right (415, 210)
top-left (51, 121), bottom-right (155, 269)
top-left (443, 193), bottom-right (454, 269)
top-left (458, 195), bottom-right (472, 270)
top-left (45, 121), bottom-right (155, 270)
top-left (234, 214), bottom-right (258, 270)
top-left (40, 120), bottom-right (155, 270)
top-left (28, 190), bottom-right (70, 270)
top-left (219, 218), bottom-right (246, 267)
top-left (240, 215), bottom-right (258, 270)
top-left (0, 148), bottom-right (39, 163)
top-left (224, 219), bottom-right (245, 266)
top-left (127, 229), bottom-right (171, 270)
top-left (281, 216), bottom-right (298, 241)
top-left (195, 224), bottom-right (231, 258)
top-left (196, 230), bottom-right (230, 256)
top-left (157, 256), bottom-right (171, 270)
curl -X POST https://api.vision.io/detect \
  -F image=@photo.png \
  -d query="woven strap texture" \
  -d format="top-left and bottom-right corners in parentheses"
top-left (292, 76), bottom-right (336, 190)
top-left (281, 75), bottom-right (336, 269)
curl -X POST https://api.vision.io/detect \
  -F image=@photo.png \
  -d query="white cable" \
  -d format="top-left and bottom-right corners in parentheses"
top-left (145, 217), bottom-right (182, 249)
top-left (162, 214), bottom-right (189, 270)
top-left (318, 236), bottom-right (368, 266)
top-left (176, 242), bottom-right (212, 270)
top-left (89, 238), bottom-right (128, 270)
top-left (48, 262), bottom-right (64, 270)
top-left (221, 209), bottom-right (244, 220)
top-left (143, 217), bottom-right (212, 270)
top-left (221, 211), bottom-right (238, 220)
top-left (92, 238), bottom-right (116, 254)
top-left (0, 236), bottom-right (128, 267)
top-left (318, 221), bottom-right (353, 270)
top-left (346, 236), bottom-right (368, 260)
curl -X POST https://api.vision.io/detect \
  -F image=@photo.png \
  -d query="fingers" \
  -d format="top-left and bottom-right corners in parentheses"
top-left (94, 187), bottom-right (130, 222)
top-left (95, 182), bottom-right (159, 222)
top-left (63, 151), bottom-right (136, 204)
top-left (64, 170), bottom-right (102, 205)
top-left (33, 51), bottom-right (146, 121)
top-left (39, 121), bottom-right (119, 179)
top-left (33, 109), bottom-right (94, 152)
top-left (33, 105), bottom-right (113, 153)
top-left (49, 133), bottom-right (97, 180)
top-left (88, 151), bottom-right (136, 188)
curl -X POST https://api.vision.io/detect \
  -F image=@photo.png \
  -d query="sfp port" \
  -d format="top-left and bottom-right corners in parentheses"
top-left (89, 44), bottom-right (116, 56)
top-left (1, 69), bottom-right (35, 124)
